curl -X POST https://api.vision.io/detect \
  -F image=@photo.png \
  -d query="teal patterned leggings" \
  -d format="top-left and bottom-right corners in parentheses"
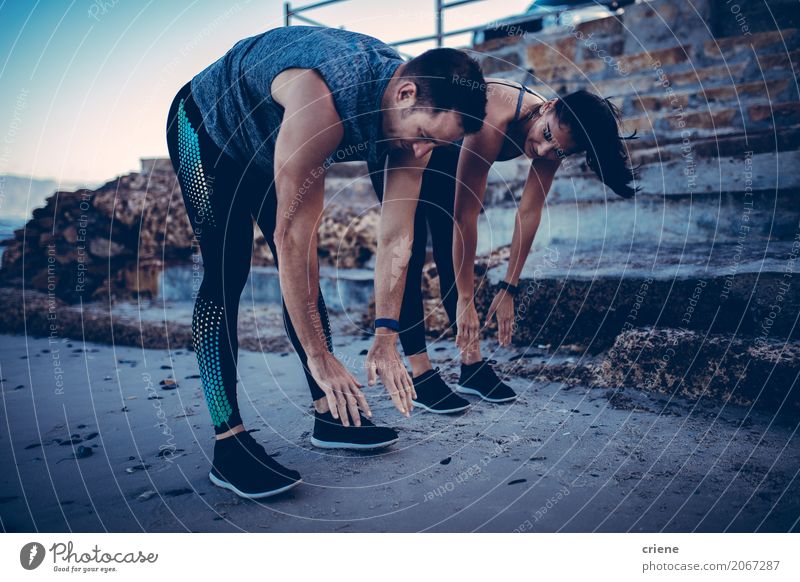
top-left (166, 82), bottom-right (331, 435)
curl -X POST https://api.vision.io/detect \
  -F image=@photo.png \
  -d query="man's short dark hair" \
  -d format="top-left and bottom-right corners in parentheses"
top-left (402, 48), bottom-right (487, 134)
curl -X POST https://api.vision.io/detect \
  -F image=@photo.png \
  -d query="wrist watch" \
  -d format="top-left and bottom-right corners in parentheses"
top-left (497, 281), bottom-right (520, 296)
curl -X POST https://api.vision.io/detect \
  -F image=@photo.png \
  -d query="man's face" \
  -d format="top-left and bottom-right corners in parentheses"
top-left (383, 81), bottom-right (465, 159)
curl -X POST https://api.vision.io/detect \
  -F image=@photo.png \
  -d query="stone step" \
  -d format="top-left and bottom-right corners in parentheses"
top-left (324, 130), bottom-right (800, 205)
top-left (702, 28), bottom-right (799, 64)
top-left (625, 79), bottom-right (794, 118)
top-left (482, 21), bottom-right (798, 87)
top-left (474, 190), bottom-right (798, 251)
top-left (471, 240), bottom-right (800, 350)
top-left (620, 102), bottom-right (800, 146)
top-left (485, 142), bottom-right (800, 202)
top-left (539, 52), bottom-right (796, 101)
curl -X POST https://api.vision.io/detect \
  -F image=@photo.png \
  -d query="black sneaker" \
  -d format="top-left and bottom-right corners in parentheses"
top-left (311, 410), bottom-right (399, 450)
top-left (456, 359), bottom-right (517, 403)
top-left (411, 368), bottom-right (471, 414)
top-left (209, 430), bottom-right (301, 499)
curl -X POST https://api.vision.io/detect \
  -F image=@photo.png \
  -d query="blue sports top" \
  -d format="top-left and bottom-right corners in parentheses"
top-left (190, 26), bottom-right (404, 172)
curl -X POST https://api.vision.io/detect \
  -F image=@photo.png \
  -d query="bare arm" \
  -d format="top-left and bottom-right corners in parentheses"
top-left (366, 149), bottom-right (431, 416)
top-left (272, 69), bottom-right (370, 425)
top-left (487, 157), bottom-right (560, 345)
top-left (452, 126), bottom-right (503, 353)
top-left (374, 150), bottom-right (430, 323)
top-left (504, 157), bottom-right (560, 285)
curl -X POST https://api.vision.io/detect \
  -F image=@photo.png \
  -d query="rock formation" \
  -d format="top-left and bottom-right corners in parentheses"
top-left (0, 158), bottom-right (380, 303)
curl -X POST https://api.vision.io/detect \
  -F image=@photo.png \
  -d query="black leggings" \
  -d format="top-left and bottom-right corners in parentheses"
top-left (165, 82), bottom-right (330, 435)
top-left (368, 146), bottom-right (460, 358)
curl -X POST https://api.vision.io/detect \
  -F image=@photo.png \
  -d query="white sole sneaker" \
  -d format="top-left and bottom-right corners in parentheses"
top-left (455, 385), bottom-right (518, 403)
top-left (411, 399), bottom-right (470, 414)
top-left (309, 436), bottom-right (399, 450)
top-left (208, 471), bottom-right (301, 499)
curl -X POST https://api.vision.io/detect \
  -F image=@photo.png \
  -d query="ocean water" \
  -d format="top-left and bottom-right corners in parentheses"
top-left (159, 264), bottom-right (374, 314)
top-left (0, 216), bottom-right (26, 268)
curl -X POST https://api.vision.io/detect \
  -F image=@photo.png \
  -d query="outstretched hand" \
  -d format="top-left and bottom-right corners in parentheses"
top-left (456, 298), bottom-right (481, 356)
top-left (365, 333), bottom-right (415, 417)
top-left (485, 290), bottom-right (515, 346)
top-left (307, 352), bottom-right (371, 427)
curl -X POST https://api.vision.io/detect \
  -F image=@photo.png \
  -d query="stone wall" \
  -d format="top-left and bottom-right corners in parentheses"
top-left (470, 0), bottom-right (798, 206)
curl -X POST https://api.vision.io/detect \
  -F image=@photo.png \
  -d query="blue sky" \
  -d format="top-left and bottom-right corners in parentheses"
top-left (0, 0), bottom-right (529, 186)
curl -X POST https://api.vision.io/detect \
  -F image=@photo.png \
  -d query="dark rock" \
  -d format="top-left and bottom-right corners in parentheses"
top-left (595, 328), bottom-right (800, 415)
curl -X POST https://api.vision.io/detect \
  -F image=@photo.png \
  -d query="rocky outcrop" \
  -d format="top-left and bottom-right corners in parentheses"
top-left (595, 327), bottom-right (800, 415)
top-left (0, 159), bottom-right (379, 303)
top-left (317, 202), bottom-right (379, 269)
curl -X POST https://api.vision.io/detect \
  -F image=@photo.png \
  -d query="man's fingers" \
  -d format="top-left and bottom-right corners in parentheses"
top-left (366, 361), bottom-right (377, 386)
top-left (387, 379), bottom-right (407, 416)
top-left (408, 371), bottom-right (418, 400)
top-left (335, 390), bottom-right (349, 427)
top-left (346, 369), bottom-right (363, 388)
top-left (403, 369), bottom-right (416, 404)
top-left (345, 394), bottom-right (360, 427)
top-left (461, 327), bottom-right (471, 350)
top-left (322, 386), bottom-right (340, 420)
top-left (397, 371), bottom-right (411, 412)
top-left (399, 367), bottom-right (414, 408)
top-left (353, 387), bottom-right (372, 418)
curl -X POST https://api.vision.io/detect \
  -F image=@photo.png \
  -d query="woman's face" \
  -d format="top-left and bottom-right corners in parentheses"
top-left (523, 100), bottom-right (578, 161)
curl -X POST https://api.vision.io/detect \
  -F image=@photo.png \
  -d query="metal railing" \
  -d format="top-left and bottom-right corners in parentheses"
top-left (284, 0), bottom-right (631, 55)
top-left (283, 0), bottom-right (491, 52)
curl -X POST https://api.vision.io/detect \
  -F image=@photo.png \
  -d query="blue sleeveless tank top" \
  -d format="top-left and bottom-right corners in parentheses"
top-left (190, 26), bottom-right (403, 172)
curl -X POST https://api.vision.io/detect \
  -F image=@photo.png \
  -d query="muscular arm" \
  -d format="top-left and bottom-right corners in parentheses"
top-left (374, 149), bottom-right (430, 322)
top-left (366, 149), bottom-right (430, 415)
top-left (270, 69), bottom-right (372, 425)
top-left (272, 70), bottom-right (343, 359)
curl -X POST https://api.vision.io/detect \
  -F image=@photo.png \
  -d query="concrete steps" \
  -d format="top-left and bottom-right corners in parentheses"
top-left (472, 239), bottom-right (800, 351)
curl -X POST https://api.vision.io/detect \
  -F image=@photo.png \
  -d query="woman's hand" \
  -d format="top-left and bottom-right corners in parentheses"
top-left (485, 290), bottom-right (515, 346)
top-left (456, 298), bottom-right (481, 355)
top-left (307, 352), bottom-right (370, 427)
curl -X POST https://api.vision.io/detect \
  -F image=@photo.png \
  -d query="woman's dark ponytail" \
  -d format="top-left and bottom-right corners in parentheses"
top-left (555, 90), bottom-right (640, 198)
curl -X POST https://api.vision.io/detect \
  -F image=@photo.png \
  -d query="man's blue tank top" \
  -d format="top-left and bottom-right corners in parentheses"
top-left (190, 26), bottom-right (404, 173)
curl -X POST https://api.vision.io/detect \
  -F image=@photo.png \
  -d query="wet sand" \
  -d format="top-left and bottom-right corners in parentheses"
top-left (1, 333), bottom-right (798, 532)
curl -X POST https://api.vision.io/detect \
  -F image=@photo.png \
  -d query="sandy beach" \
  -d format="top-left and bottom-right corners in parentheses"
top-left (2, 329), bottom-right (798, 533)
